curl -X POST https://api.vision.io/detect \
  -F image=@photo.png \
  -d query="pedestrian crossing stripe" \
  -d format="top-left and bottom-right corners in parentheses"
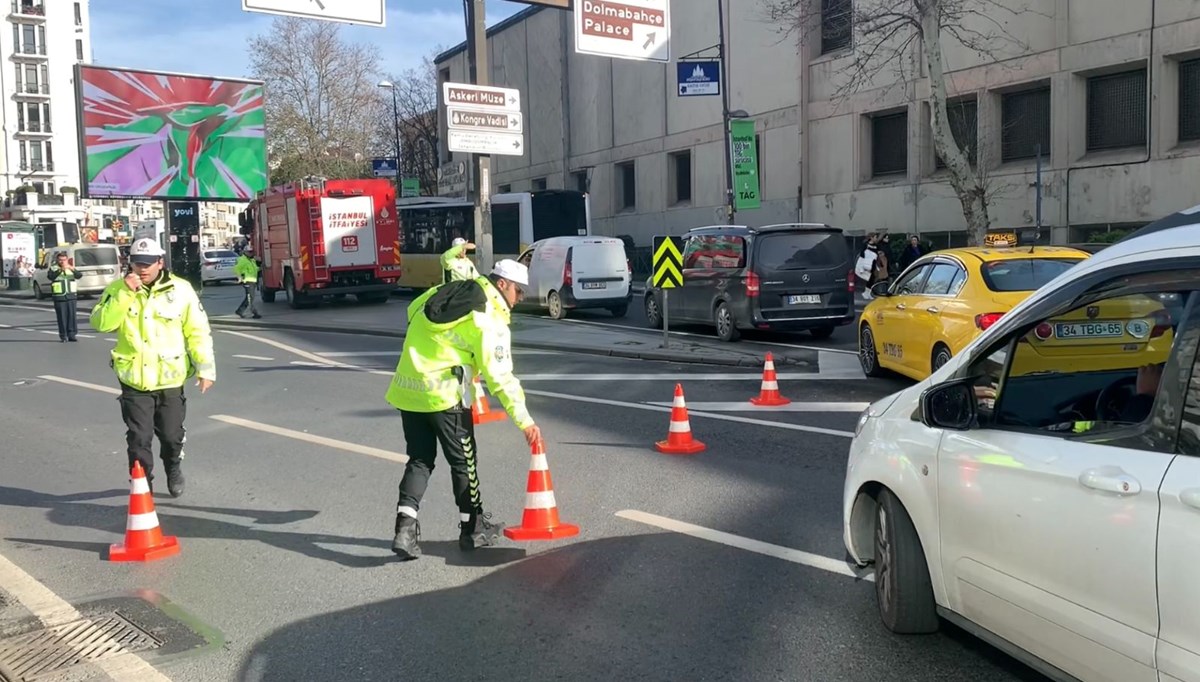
top-left (652, 236), bottom-right (684, 289)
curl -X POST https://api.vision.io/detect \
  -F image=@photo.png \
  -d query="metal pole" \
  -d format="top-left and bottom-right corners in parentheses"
top-left (1035, 143), bottom-right (1043, 231)
top-left (465, 0), bottom-right (495, 273)
top-left (662, 290), bottom-right (669, 349)
top-left (391, 87), bottom-right (402, 191)
top-left (718, 0), bottom-right (734, 224)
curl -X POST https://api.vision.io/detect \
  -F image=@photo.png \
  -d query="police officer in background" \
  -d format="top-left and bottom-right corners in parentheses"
top-left (385, 259), bottom-right (541, 560)
top-left (90, 238), bottom-right (216, 497)
top-left (234, 245), bottom-right (262, 319)
top-left (48, 251), bottom-right (82, 342)
top-left (440, 237), bottom-right (480, 283)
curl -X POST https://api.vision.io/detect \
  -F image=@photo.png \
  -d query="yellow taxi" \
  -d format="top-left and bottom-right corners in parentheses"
top-left (858, 245), bottom-right (1091, 381)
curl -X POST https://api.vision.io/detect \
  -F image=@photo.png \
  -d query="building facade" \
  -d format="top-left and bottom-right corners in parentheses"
top-left (435, 0), bottom-right (1200, 249)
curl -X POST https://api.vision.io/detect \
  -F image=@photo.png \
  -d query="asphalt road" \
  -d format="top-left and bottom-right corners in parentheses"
top-left (0, 302), bottom-right (1046, 682)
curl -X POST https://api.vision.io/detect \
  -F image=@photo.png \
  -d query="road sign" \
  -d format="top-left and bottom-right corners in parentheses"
top-left (677, 61), bottom-right (720, 97)
top-left (448, 130), bottom-right (525, 156)
top-left (442, 82), bottom-right (521, 112)
top-left (401, 178), bottom-right (420, 198)
top-left (371, 157), bottom-right (397, 178)
top-left (730, 119), bottom-right (761, 211)
top-left (575, 0), bottom-right (670, 63)
top-left (437, 161), bottom-right (469, 197)
top-left (652, 235), bottom-right (684, 289)
top-left (448, 107), bottom-right (524, 134)
top-left (509, 0), bottom-right (573, 8)
top-left (241, 0), bottom-right (385, 27)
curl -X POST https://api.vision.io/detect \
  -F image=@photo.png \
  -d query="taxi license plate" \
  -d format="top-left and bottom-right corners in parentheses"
top-left (1054, 321), bottom-right (1124, 339)
top-left (582, 282), bottom-right (606, 290)
top-left (787, 295), bottom-right (821, 305)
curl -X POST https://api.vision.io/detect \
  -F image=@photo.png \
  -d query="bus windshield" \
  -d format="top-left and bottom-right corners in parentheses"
top-left (531, 191), bottom-right (588, 242)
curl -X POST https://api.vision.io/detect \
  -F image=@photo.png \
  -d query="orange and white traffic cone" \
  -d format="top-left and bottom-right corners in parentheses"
top-left (655, 384), bottom-right (706, 455)
top-left (108, 461), bottom-right (180, 563)
top-left (471, 375), bottom-right (506, 425)
top-left (503, 441), bottom-right (580, 541)
top-left (750, 352), bottom-right (791, 406)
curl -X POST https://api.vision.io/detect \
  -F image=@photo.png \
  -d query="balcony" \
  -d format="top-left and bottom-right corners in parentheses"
top-left (11, 191), bottom-right (60, 206)
top-left (19, 160), bottom-right (54, 173)
top-left (12, 43), bottom-right (46, 59)
top-left (15, 121), bottom-right (50, 135)
top-left (9, 1), bottom-right (44, 20)
top-left (14, 82), bottom-right (49, 97)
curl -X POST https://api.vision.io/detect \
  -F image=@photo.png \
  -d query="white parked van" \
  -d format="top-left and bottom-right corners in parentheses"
top-left (32, 243), bottom-right (123, 299)
top-left (517, 236), bottom-right (632, 319)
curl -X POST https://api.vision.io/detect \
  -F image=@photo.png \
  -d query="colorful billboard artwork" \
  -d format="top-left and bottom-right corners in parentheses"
top-left (77, 65), bottom-right (267, 201)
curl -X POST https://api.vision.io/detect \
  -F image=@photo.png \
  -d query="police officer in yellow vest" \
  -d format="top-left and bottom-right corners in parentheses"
top-left (440, 237), bottom-right (480, 283)
top-left (234, 245), bottom-right (261, 319)
top-left (90, 238), bottom-right (216, 497)
top-left (385, 259), bottom-right (540, 560)
top-left (48, 251), bottom-right (82, 342)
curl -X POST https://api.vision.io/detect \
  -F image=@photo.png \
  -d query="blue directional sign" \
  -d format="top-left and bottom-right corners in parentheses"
top-left (372, 157), bottom-right (398, 178)
top-left (677, 61), bottom-right (720, 97)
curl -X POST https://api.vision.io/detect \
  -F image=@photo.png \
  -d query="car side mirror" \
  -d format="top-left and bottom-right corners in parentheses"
top-left (920, 379), bottom-right (977, 431)
top-left (870, 281), bottom-right (891, 297)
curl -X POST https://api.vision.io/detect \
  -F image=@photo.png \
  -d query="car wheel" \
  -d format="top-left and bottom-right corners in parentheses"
top-left (609, 304), bottom-right (628, 318)
top-left (932, 344), bottom-right (952, 373)
top-left (645, 295), bottom-right (662, 329)
top-left (714, 301), bottom-right (740, 342)
top-left (874, 489), bottom-right (939, 634)
top-left (859, 324), bottom-right (885, 377)
top-left (810, 326), bottom-right (836, 340)
top-left (547, 291), bottom-right (565, 320)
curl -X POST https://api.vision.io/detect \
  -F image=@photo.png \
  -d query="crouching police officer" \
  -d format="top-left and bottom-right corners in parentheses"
top-left (90, 238), bottom-right (216, 497)
top-left (385, 259), bottom-right (541, 560)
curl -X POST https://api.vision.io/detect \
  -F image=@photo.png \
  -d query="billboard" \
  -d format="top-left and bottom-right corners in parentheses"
top-left (76, 65), bottom-right (267, 202)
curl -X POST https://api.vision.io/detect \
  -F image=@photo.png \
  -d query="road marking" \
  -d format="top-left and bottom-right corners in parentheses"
top-left (616, 510), bottom-right (873, 581)
top-left (218, 330), bottom-right (358, 368)
top-left (39, 375), bottom-right (121, 396)
top-left (553, 315), bottom-right (861, 356)
top-left (210, 415), bottom-right (408, 464)
top-left (0, 302), bottom-right (91, 317)
top-left (232, 354), bottom-right (275, 361)
top-left (647, 401), bottom-right (869, 413)
top-left (0, 553), bottom-right (173, 680)
top-left (519, 372), bottom-right (848, 381)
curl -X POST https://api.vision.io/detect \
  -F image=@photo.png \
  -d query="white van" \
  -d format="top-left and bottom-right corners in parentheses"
top-left (32, 243), bottom-right (123, 299)
top-left (517, 236), bottom-right (631, 319)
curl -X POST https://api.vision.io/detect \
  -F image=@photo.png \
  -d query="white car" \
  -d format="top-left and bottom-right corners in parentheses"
top-left (201, 249), bottom-right (239, 284)
top-left (844, 208), bottom-right (1200, 682)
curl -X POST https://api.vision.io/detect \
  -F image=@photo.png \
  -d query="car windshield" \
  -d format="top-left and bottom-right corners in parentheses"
top-left (754, 231), bottom-right (847, 270)
top-left (207, 250), bottom-right (238, 259)
top-left (74, 249), bottom-right (118, 267)
top-left (980, 258), bottom-right (1083, 292)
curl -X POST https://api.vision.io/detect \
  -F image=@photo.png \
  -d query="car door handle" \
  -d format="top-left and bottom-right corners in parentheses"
top-left (1078, 467), bottom-right (1142, 495)
top-left (926, 306), bottom-right (940, 314)
top-left (895, 303), bottom-right (906, 311)
top-left (1180, 488), bottom-right (1200, 510)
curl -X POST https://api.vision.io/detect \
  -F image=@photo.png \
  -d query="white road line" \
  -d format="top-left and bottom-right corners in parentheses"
top-left (647, 401), bottom-right (869, 413)
top-left (232, 354), bottom-right (275, 361)
top-left (554, 315), bottom-right (861, 356)
top-left (218, 329), bottom-right (359, 368)
top-left (0, 302), bottom-right (90, 317)
top-left (616, 510), bottom-right (874, 581)
top-left (39, 375), bottom-right (121, 396)
top-left (210, 415), bottom-right (408, 463)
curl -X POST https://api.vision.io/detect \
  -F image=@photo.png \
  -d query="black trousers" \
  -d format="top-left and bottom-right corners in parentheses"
top-left (236, 283), bottom-right (259, 316)
top-left (118, 383), bottom-right (186, 482)
top-left (397, 407), bottom-right (481, 515)
top-left (53, 298), bottom-right (77, 340)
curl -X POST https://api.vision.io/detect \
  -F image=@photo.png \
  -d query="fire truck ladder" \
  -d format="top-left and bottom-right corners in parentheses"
top-left (308, 201), bottom-right (329, 280)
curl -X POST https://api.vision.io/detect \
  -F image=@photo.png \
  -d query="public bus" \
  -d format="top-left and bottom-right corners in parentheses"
top-left (396, 189), bottom-right (592, 289)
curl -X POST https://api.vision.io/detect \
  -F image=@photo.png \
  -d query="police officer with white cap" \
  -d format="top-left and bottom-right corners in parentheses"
top-left (440, 237), bottom-right (480, 283)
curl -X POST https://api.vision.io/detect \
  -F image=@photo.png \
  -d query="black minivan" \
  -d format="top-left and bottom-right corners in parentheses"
top-left (643, 223), bottom-right (856, 342)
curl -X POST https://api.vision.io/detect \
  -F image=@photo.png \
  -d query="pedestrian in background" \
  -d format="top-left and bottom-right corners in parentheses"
top-left (855, 234), bottom-right (880, 299)
top-left (234, 246), bottom-right (262, 319)
top-left (48, 251), bottom-right (82, 342)
top-left (441, 237), bottom-right (480, 283)
top-left (898, 235), bottom-right (926, 272)
top-left (385, 259), bottom-right (541, 561)
top-left (90, 238), bottom-right (216, 497)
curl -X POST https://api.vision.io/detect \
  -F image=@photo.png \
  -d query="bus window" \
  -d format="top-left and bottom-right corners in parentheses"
top-left (530, 191), bottom-right (588, 242)
top-left (493, 203), bottom-right (521, 255)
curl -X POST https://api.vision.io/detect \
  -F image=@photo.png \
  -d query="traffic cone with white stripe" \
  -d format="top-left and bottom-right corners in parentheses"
top-left (108, 461), bottom-right (180, 563)
top-left (750, 353), bottom-right (791, 406)
top-left (503, 441), bottom-right (580, 541)
top-left (655, 383), bottom-right (706, 455)
top-left (471, 375), bottom-right (506, 425)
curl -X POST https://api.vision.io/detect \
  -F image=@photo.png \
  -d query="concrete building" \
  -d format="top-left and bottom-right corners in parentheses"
top-left (200, 201), bottom-right (246, 248)
top-left (435, 0), bottom-right (1200, 249)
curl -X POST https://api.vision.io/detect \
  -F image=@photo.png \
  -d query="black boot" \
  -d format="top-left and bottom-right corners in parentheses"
top-left (459, 512), bottom-right (505, 551)
top-left (392, 514), bottom-right (421, 560)
top-left (165, 462), bottom-right (185, 498)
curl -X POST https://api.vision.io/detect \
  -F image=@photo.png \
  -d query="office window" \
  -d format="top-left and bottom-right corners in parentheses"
top-left (498, 184), bottom-right (511, 194)
top-left (75, 39), bottom-right (83, 61)
top-left (616, 161), bottom-right (636, 210)
top-left (871, 111), bottom-right (908, 176)
top-left (42, 103), bottom-right (51, 132)
top-left (18, 142), bottom-right (26, 169)
top-left (532, 177), bottom-right (547, 191)
top-left (572, 170), bottom-right (588, 193)
top-left (935, 99), bottom-right (978, 168)
top-left (1180, 58), bottom-right (1200, 143)
top-left (45, 140), bottom-right (52, 169)
top-left (74, 2), bottom-right (81, 25)
top-left (30, 141), bottom-right (42, 170)
top-left (1001, 86), bottom-right (1051, 161)
top-left (821, 0), bottom-right (852, 54)
top-left (669, 150), bottom-right (692, 205)
top-left (1087, 68), bottom-right (1147, 152)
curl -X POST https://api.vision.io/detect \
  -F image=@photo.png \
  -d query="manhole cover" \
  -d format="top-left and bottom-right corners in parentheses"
top-left (0, 614), bottom-right (161, 681)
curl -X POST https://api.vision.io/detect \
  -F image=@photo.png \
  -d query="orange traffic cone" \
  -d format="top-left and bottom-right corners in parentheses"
top-left (750, 353), bottom-right (791, 406)
top-left (108, 462), bottom-right (180, 563)
top-left (503, 441), bottom-right (580, 541)
top-left (655, 384), bottom-right (706, 455)
top-left (471, 376), bottom-right (506, 425)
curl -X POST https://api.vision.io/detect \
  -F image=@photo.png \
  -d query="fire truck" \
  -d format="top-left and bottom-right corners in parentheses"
top-left (239, 178), bottom-right (401, 308)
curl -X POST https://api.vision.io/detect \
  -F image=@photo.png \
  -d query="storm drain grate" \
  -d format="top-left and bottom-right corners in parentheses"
top-left (0, 614), bottom-right (161, 681)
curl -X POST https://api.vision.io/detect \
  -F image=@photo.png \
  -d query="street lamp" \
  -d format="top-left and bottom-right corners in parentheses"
top-left (377, 80), bottom-right (401, 190)
top-left (717, 0), bottom-right (749, 223)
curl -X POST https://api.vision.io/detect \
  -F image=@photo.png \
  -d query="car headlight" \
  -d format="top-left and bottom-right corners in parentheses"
top-left (854, 410), bottom-right (871, 437)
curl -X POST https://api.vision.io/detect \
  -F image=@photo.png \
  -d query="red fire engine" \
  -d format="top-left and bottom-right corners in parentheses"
top-left (240, 178), bottom-right (401, 308)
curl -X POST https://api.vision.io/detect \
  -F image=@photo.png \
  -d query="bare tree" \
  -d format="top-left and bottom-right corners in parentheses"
top-left (766, 0), bottom-right (1036, 245)
top-left (377, 57), bottom-right (442, 196)
top-left (248, 18), bottom-right (384, 185)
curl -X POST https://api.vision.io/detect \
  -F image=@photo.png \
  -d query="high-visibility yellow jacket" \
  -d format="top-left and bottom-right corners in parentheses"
top-left (440, 243), bottom-right (480, 283)
top-left (89, 273), bottom-right (216, 391)
top-left (234, 254), bottom-right (259, 283)
top-left (48, 267), bottom-right (81, 299)
top-left (385, 276), bottom-right (533, 429)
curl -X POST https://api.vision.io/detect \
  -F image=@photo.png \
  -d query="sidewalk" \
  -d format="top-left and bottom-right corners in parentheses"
top-left (0, 287), bottom-right (816, 369)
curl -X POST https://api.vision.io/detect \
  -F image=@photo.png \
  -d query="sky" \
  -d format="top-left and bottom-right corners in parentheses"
top-left (89, 0), bottom-right (524, 79)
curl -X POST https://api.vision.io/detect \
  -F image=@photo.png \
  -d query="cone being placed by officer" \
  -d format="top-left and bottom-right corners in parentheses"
top-left (385, 259), bottom-right (541, 559)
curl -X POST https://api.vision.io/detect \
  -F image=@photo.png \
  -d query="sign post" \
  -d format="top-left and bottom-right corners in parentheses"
top-left (240, 0), bottom-right (386, 26)
top-left (652, 235), bottom-right (684, 349)
top-left (677, 61), bottom-right (720, 97)
top-left (371, 157), bottom-right (398, 178)
top-left (574, 0), bottom-right (671, 63)
top-left (729, 119), bottom-right (761, 212)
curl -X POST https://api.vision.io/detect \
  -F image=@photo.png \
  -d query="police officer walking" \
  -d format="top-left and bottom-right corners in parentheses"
top-left (440, 237), bottom-right (480, 283)
top-left (90, 238), bottom-right (216, 497)
top-left (48, 251), bottom-right (82, 342)
top-left (234, 246), bottom-right (262, 319)
top-left (385, 259), bottom-right (541, 560)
